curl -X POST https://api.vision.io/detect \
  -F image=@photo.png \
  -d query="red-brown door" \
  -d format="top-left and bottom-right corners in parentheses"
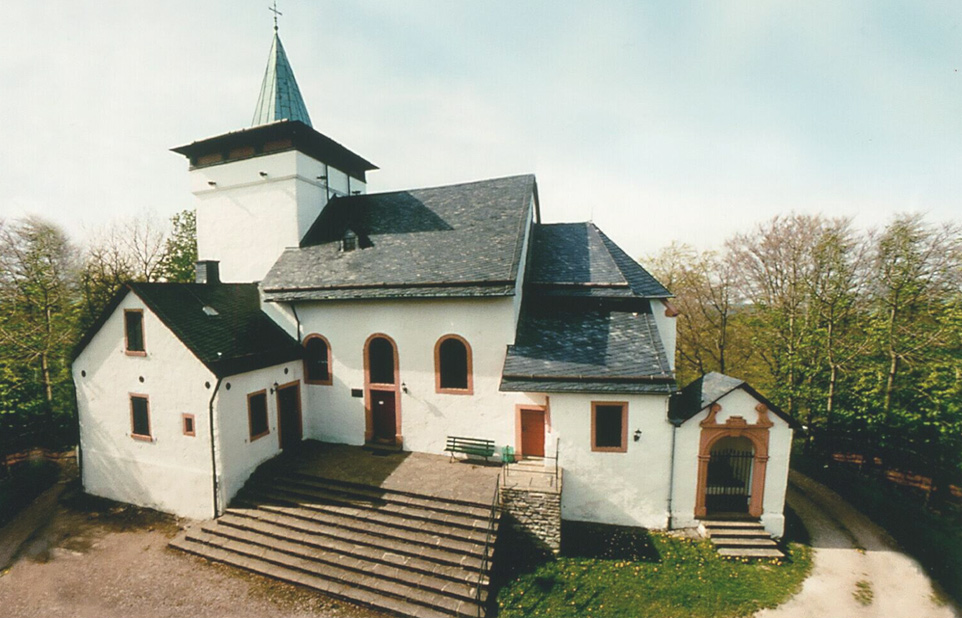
top-left (520, 408), bottom-right (545, 457)
top-left (371, 390), bottom-right (397, 443)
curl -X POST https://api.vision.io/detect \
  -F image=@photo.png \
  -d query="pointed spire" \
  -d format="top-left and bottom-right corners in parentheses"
top-left (251, 31), bottom-right (313, 128)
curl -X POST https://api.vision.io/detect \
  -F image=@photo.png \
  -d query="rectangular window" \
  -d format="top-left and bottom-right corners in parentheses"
top-left (182, 413), bottom-right (196, 437)
top-left (130, 394), bottom-right (151, 440)
top-left (247, 391), bottom-right (269, 441)
top-left (591, 402), bottom-right (627, 452)
top-left (125, 310), bottom-right (145, 355)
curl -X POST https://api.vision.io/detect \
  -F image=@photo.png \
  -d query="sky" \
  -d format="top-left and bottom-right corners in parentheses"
top-left (1, 1), bottom-right (960, 258)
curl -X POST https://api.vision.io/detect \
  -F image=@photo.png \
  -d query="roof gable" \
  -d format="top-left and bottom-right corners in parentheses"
top-left (73, 283), bottom-right (302, 378)
top-left (668, 372), bottom-right (797, 427)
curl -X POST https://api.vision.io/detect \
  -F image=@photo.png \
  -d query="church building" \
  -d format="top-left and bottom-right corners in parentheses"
top-left (72, 24), bottom-right (794, 557)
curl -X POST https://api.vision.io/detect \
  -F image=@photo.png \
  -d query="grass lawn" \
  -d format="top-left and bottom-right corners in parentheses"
top-left (493, 520), bottom-right (812, 618)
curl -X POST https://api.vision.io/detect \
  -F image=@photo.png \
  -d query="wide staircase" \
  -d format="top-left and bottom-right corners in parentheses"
top-left (700, 520), bottom-right (784, 559)
top-left (170, 467), bottom-right (500, 618)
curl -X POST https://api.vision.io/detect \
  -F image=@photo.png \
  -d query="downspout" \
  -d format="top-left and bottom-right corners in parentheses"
top-left (667, 415), bottom-right (683, 530)
top-left (208, 376), bottom-right (223, 517)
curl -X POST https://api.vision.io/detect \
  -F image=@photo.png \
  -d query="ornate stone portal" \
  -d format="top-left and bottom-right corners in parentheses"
top-left (695, 403), bottom-right (773, 519)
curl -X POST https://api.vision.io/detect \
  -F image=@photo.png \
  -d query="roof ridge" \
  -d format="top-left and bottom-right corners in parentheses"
top-left (353, 173), bottom-right (536, 199)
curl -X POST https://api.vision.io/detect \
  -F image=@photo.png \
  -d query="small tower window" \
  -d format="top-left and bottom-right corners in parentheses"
top-left (124, 310), bottom-right (145, 355)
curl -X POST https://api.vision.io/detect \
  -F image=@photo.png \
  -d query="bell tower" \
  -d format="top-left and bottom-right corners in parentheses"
top-left (172, 18), bottom-right (376, 283)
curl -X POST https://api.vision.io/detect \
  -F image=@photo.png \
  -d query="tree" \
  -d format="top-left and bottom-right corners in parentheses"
top-left (727, 215), bottom-right (825, 421)
top-left (647, 242), bottom-right (755, 386)
top-left (0, 217), bottom-right (79, 431)
top-left (867, 214), bottom-right (961, 417)
top-left (158, 209), bottom-right (197, 283)
top-left (807, 218), bottom-right (869, 425)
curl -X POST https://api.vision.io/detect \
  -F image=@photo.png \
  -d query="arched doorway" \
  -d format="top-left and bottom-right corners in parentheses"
top-left (694, 403), bottom-right (773, 520)
top-left (364, 334), bottom-right (401, 445)
top-left (705, 436), bottom-right (754, 514)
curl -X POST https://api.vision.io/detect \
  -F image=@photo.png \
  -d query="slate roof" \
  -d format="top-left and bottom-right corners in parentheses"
top-left (73, 283), bottom-right (302, 378)
top-left (528, 223), bottom-right (671, 298)
top-left (668, 372), bottom-right (797, 427)
top-left (261, 174), bottom-right (536, 301)
top-left (500, 297), bottom-right (676, 395)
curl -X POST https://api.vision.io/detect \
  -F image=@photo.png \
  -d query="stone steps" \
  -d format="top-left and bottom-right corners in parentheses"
top-left (243, 486), bottom-right (491, 545)
top-left (700, 520), bottom-right (785, 559)
top-left (258, 479), bottom-right (490, 534)
top-left (171, 470), bottom-right (500, 618)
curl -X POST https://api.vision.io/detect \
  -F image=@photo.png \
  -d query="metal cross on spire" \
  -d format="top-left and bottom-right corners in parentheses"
top-left (269, 0), bottom-right (282, 31)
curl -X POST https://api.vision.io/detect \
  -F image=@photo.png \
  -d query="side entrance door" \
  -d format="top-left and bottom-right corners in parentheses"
top-left (371, 390), bottom-right (397, 443)
top-left (520, 408), bottom-right (545, 458)
top-left (276, 382), bottom-right (302, 450)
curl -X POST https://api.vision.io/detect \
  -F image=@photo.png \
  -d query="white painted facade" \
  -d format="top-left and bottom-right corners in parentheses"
top-left (280, 296), bottom-right (527, 452)
top-left (669, 387), bottom-right (793, 536)
top-left (212, 362), bottom-right (304, 509)
top-left (192, 150), bottom-right (365, 283)
top-left (73, 292), bottom-right (217, 519)
top-left (548, 393), bottom-right (675, 529)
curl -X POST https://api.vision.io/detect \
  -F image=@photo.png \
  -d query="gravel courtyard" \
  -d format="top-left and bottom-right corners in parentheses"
top-left (0, 489), bottom-right (386, 618)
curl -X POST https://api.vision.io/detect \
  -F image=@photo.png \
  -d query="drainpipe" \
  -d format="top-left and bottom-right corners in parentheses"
top-left (208, 377), bottom-right (223, 517)
top-left (667, 417), bottom-right (683, 530)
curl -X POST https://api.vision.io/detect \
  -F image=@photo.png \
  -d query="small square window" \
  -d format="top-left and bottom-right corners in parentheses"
top-left (591, 402), bottom-right (627, 453)
top-left (125, 310), bottom-right (145, 355)
top-left (182, 413), bottom-right (196, 437)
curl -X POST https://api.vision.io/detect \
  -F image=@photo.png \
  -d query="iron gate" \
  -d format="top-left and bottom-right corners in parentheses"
top-left (705, 449), bottom-right (754, 513)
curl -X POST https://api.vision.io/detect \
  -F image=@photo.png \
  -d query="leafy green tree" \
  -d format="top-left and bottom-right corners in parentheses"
top-left (158, 209), bottom-right (197, 283)
top-left (0, 217), bottom-right (80, 432)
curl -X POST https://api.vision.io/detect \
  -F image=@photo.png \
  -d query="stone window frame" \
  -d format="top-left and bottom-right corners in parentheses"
top-left (434, 334), bottom-right (473, 395)
top-left (129, 393), bottom-right (152, 442)
top-left (247, 390), bottom-right (270, 442)
top-left (303, 334), bottom-right (333, 386)
top-left (590, 401), bottom-right (628, 453)
top-left (124, 309), bottom-right (146, 356)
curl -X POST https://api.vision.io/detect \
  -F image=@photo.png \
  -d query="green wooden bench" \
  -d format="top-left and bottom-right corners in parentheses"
top-left (446, 436), bottom-right (496, 462)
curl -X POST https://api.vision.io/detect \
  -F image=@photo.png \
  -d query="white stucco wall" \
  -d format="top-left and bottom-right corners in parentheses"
top-left (651, 299), bottom-right (677, 372)
top-left (286, 296), bottom-right (541, 454)
top-left (670, 387), bottom-right (793, 536)
top-left (191, 150), bottom-right (365, 283)
top-left (73, 292), bottom-right (218, 520)
top-left (547, 393), bottom-right (675, 529)
top-left (213, 362), bottom-right (304, 512)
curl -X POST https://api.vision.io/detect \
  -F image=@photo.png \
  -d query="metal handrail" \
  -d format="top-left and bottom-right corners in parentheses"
top-left (476, 471), bottom-right (501, 617)
top-left (502, 438), bottom-right (561, 488)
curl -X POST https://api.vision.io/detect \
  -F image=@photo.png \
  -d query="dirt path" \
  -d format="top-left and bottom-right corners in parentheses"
top-left (0, 490), bottom-right (386, 618)
top-left (757, 471), bottom-right (959, 618)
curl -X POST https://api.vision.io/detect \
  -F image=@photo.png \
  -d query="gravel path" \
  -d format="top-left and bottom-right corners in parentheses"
top-left (756, 471), bottom-right (959, 618)
top-left (0, 490), bottom-right (387, 618)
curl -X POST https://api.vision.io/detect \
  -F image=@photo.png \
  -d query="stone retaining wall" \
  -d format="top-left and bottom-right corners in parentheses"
top-left (500, 472), bottom-right (563, 554)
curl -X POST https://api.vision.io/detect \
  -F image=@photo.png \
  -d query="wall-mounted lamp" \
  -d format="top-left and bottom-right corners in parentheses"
top-left (207, 180), bottom-right (217, 186)
top-left (316, 175), bottom-right (327, 181)
top-left (401, 382), bottom-right (409, 394)
top-left (633, 429), bottom-right (643, 442)
top-left (259, 171), bottom-right (268, 178)
top-left (270, 381), bottom-right (279, 394)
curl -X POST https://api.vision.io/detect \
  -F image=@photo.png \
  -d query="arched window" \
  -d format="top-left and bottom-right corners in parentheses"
top-left (304, 335), bottom-right (332, 385)
top-left (368, 336), bottom-right (396, 385)
top-left (435, 335), bottom-right (473, 394)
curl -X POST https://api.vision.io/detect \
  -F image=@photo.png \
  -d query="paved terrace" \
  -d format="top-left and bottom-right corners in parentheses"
top-left (269, 441), bottom-right (503, 505)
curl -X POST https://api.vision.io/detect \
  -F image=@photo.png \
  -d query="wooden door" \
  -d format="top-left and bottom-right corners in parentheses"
top-left (276, 382), bottom-right (302, 450)
top-left (371, 390), bottom-right (397, 442)
top-left (520, 408), bottom-right (545, 457)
